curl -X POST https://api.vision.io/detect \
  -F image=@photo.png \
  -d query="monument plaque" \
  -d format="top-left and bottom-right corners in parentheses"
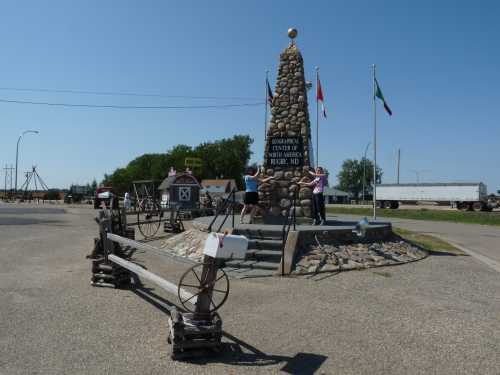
top-left (266, 136), bottom-right (304, 168)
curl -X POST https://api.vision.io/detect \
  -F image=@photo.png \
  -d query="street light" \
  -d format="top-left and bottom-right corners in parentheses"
top-left (15, 130), bottom-right (39, 193)
top-left (362, 142), bottom-right (371, 203)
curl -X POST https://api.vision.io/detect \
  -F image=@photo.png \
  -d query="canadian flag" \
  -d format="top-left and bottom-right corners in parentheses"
top-left (317, 75), bottom-right (327, 118)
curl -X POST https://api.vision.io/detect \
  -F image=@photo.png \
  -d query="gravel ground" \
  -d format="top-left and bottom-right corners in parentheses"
top-left (1, 203), bottom-right (500, 375)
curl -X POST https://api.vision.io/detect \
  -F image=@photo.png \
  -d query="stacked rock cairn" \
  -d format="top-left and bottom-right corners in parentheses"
top-left (259, 41), bottom-right (314, 218)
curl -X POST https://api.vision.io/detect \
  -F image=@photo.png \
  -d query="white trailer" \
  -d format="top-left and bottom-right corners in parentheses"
top-left (376, 182), bottom-right (494, 211)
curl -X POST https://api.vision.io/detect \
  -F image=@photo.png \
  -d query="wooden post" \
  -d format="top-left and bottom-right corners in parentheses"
top-left (194, 256), bottom-right (219, 319)
top-left (98, 211), bottom-right (113, 261)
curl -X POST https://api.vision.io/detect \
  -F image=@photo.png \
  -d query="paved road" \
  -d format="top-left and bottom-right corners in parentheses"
top-left (329, 212), bottom-right (500, 271)
top-left (328, 203), bottom-right (457, 211)
top-left (327, 203), bottom-right (500, 212)
top-left (1, 204), bottom-right (500, 374)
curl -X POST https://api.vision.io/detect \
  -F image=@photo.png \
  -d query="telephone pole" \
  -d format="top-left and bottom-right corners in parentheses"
top-left (3, 164), bottom-right (14, 199)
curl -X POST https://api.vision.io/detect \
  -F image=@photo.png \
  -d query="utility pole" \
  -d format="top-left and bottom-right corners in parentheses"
top-left (397, 148), bottom-right (401, 184)
top-left (3, 165), bottom-right (7, 195)
top-left (315, 67), bottom-right (320, 167)
top-left (3, 164), bottom-right (14, 199)
top-left (362, 142), bottom-right (371, 203)
top-left (264, 70), bottom-right (269, 142)
top-left (372, 64), bottom-right (377, 220)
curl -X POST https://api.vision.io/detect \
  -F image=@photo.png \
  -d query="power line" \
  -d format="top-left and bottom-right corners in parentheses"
top-left (0, 98), bottom-right (264, 110)
top-left (0, 87), bottom-right (261, 101)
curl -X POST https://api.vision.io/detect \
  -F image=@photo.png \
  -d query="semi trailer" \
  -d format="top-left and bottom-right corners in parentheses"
top-left (376, 182), bottom-right (496, 211)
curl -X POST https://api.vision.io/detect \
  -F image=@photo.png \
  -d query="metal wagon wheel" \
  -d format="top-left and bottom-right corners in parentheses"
top-left (137, 199), bottom-right (162, 238)
top-left (177, 263), bottom-right (230, 314)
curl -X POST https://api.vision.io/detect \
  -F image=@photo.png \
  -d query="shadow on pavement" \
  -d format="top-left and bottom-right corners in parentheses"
top-left (204, 332), bottom-right (328, 373)
top-left (129, 283), bottom-right (328, 372)
top-left (0, 207), bottom-right (66, 215)
top-left (426, 249), bottom-right (465, 257)
top-left (0, 217), bottom-right (65, 225)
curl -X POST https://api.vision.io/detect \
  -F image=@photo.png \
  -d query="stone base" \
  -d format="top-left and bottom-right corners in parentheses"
top-left (293, 239), bottom-right (428, 274)
top-left (258, 167), bottom-right (315, 218)
top-left (162, 217), bottom-right (427, 278)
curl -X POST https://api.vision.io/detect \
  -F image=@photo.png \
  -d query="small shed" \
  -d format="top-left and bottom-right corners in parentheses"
top-left (158, 173), bottom-right (201, 209)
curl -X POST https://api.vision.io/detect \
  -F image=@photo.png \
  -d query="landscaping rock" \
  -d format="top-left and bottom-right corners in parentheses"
top-left (293, 239), bottom-right (427, 274)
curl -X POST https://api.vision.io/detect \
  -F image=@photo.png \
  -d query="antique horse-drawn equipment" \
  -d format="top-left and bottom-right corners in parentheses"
top-left (132, 179), bottom-right (163, 238)
top-left (88, 203), bottom-right (248, 359)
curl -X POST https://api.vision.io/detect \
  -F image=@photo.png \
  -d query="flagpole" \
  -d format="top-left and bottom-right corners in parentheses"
top-left (315, 67), bottom-right (319, 168)
top-left (372, 64), bottom-right (377, 220)
top-left (264, 70), bottom-right (269, 142)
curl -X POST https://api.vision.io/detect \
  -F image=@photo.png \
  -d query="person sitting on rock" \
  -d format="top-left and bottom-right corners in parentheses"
top-left (299, 166), bottom-right (327, 225)
top-left (241, 166), bottom-right (274, 224)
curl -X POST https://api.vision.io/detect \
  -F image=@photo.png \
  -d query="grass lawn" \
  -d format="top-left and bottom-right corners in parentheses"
top-left (326, 206), bottom-right (500, 227)
top-left (393, 227), bottom-right (466, 255)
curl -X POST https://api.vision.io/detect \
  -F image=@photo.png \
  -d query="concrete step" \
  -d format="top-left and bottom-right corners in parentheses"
top-left (234, 228), bottom-right (283, 241)
top-left (224, 259), bottom-right (279, 271)
top-left (247, 239), bottom-right (283, 250)
top-left (246, 249), bottom-right (282, 261)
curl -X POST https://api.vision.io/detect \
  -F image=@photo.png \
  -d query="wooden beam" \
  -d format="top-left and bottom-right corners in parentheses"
top-left (106, 231), bottom-right (194, 265)
top-left (107, 233), bottom-right (160, 253)
top-left (108, 254), bottom-right (197, 305)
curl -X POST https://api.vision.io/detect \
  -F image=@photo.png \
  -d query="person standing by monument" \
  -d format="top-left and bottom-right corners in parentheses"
top-left (299, 167), bottom-right (327, 225)
top-left (241, 167), bottom-right (274, 224)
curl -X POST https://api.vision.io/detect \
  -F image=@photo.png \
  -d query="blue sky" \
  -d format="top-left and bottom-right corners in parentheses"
top-left (1, 1), bottom-right (499, 191)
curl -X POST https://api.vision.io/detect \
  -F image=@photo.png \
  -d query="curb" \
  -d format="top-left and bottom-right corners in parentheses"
top-left (430, 234), bottom-right (500, 273)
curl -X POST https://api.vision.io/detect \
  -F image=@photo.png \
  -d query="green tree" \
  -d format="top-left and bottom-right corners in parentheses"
top-left (90, 179), bottom-right (98, 194)
top-left (195, 135), bottom-right (253, 187)
top-left (336, 158), bottom-right (383, 200)
top-left (102, 135), bottom-right (253, 194)
top-left (84, 179), bottom-right (98, 195)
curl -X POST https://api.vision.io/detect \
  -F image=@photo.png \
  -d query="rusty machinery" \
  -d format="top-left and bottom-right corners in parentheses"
top-left (88, 203), bottom-right (248, 359)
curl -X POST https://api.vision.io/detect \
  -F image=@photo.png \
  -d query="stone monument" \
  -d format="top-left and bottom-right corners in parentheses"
top-left (260, 28), bottom-right (314, 218)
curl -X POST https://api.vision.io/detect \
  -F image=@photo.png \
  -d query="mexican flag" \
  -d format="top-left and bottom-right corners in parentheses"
top-left (375, 78), bottom-right (392, 116)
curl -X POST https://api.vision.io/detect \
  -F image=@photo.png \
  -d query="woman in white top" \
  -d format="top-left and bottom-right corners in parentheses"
top-left (299, 167), bottom-right (327, 225)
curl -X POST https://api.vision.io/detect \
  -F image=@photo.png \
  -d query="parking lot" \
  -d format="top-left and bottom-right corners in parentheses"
top-left (1, 204), bottom-right (500, 374)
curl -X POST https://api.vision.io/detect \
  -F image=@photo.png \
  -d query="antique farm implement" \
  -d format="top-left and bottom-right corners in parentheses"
top-left (132, 179), bottom-right (164, 237)
top-left (88, 202), bottom-right (248, 359)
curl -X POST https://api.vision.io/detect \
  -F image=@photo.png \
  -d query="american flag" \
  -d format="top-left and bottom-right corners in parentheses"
top-left (266, 78), bottom-right (273, 106)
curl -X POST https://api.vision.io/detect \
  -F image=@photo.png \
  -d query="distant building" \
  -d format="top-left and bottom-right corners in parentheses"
top-left (200, 179), bottom-right (237, 196)
top-left (323, 187), bottom-right (351, 204)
